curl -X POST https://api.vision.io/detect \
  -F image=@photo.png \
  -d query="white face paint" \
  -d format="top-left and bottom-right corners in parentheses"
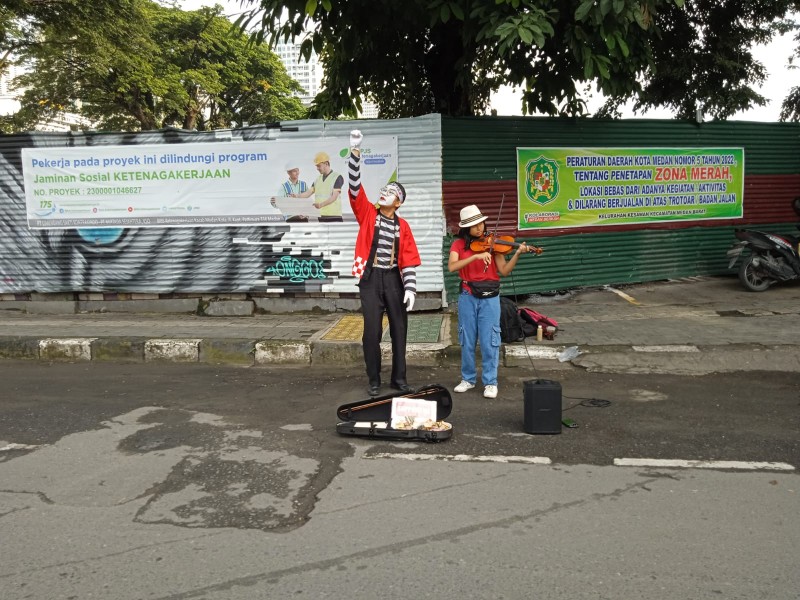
top-left (378, 193), bottom-right (397, 207)
top-left (378, 183), bottom-right (403, 207)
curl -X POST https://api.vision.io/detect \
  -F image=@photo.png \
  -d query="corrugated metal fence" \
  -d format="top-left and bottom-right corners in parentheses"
top-left (3, 114), bottom-right (798, 307)
top-left (441, 117), bottom-right (800, 301)
top-left (0, 115), bottom-right (445, 302)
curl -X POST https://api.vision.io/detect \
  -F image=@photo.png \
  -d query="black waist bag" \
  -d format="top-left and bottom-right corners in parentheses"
top-left (465, 280), bottom-right (500, 299)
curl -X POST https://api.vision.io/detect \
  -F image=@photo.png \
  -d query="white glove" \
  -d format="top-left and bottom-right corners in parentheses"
top-left (403, 290), bottom-right (415, 312)
top-left (350, 129), bottom-right (363, 149)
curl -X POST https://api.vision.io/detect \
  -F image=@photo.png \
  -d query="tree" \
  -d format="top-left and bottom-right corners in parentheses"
top-left (0, 1), bottom-right (135, 76)
top-left (6, 0), bottom-right (306, 132)
top-left (10, 1), bottom-right (162, 131)
top-left (1, 2), bottom-right (139, 132)
top-left (602, 1), bottom-right (800, 121)
top-left (237, 0), bottom-right (797, 120)
top-left (779, 13), bottom-right (800, 121)
top-left (146, 4), bottom-right (307, 130)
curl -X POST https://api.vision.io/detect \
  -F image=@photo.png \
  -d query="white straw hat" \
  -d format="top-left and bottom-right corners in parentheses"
top-left (458, 204), bottom-right (488, 228)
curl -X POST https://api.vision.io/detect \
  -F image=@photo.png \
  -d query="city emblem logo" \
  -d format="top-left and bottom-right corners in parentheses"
top-left (525, 156), bottom-right (559, 205)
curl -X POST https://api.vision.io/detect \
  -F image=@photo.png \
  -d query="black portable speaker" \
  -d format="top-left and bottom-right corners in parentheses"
top-left (523, 379), bottom-right (562, 434)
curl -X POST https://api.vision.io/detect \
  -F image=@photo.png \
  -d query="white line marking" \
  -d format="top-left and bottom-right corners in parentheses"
top-left (280, 424), bottom-right (313, 431)
top-left (366, 454), bottom-right (794, 471)
top-left (632, 345), bottom-right (700, 353)
top-left (614, 458), bottom-right (795, 471)
top-left (504, 346), bottom-right (562, 359)
top-left (0, 443), bottom-right (42, 452)
top-left (605, 286), bottom-right (641, 305)
top-left (367, 453), bottom-right (552, 465)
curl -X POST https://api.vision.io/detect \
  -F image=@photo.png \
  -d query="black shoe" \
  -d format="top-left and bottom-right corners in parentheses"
top-left (391, 383), bottom-right (414, 394)
top-left (368, 384), bottom-right (381, 397)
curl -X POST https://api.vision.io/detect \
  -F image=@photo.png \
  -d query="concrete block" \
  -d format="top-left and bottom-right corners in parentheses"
top-left (39, 338), bottom-right (95, 361)
top-left (77, 299), bottom-right (199, 314)
top-left (333, 298), bottom-right (362, 312)
top-left (201, 339), bottom-right (255, 365)
top-left (310, 341), bottom-right (362, 365)
top-left (92, 338), bottom-right (146, 362)
top-left (0, 337), bottom-right (40, 359)
top-left (440, 345), bottom-right (463, 365)
top-left (30, 293), bottom-right (74, 302)
top-left (144, 339), bottom-right (200, 362)
top-left (254, 341), bottom-right (311, 364)
top-left (0, 301), bottom-right (27, 312)
top-left (203, 300), bottom-right (254, 317)
top-left (254, 297), bottom-right (336, 313)
top-left (24, 301), bottom-right (79, 314)
top-left (411, 296), bottom-right (444, 311)
top-left (106, 293), bottom-right (132, 300)
top-left (404, 343), bottom-right (448, 366)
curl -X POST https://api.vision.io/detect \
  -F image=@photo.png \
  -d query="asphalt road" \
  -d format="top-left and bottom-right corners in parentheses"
top-left (1, 361), bottom-right (798, 599)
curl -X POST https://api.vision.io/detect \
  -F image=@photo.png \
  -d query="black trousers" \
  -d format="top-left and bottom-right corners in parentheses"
top-left (358, 268), bottom-right (408, 387)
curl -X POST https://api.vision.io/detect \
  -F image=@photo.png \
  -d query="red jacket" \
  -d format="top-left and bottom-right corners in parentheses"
top-left (349, 186), bottom-right (420, 280)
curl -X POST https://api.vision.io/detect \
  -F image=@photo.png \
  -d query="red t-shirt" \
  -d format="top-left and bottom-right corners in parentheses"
top-left (450, 238), bottom-right (500, 292)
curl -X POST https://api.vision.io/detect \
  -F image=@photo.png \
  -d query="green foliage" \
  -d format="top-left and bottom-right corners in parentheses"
top-left (600, 0), bottom-right (800, 121)
top-left (3, 0), bottom-right (306, 132)
top-left (1, 2), bottom-right (142, 77)
top-left (238, 0), bottom-right (793, 120)
top-left (780, 13), bottom-right (800, 122)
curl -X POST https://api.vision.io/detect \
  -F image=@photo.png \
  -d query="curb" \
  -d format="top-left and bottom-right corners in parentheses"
top-left (0, 337), bottom-right (466, 366)
top-left (0, 336), bottom-right (550, 367)
top-left (4, 337), bottom-right (800, 374)
top-left (0, 336), bottom-right (700, 367)
top-left (40, 338), bottom-right (96, 361)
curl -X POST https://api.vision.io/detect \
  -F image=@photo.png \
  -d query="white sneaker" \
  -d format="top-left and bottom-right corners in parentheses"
top-left (454, 380), bottom-right (475, 393)
top-left (483, 385), bottom-right (498, 399)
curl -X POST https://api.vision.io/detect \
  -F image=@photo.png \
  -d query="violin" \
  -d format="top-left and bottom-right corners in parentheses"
top-left (469, 234), bottom-right (543, 255)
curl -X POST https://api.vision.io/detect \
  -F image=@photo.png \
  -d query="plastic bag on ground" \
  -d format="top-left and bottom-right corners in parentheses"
top-left (558, 346), bottom-right (581, 362)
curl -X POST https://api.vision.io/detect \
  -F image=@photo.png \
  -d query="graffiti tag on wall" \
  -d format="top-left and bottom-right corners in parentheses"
top-left (266, 256), bottom-right (327, 283)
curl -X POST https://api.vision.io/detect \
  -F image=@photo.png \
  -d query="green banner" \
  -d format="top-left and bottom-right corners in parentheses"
top-left (516, 148), bottom-right (744, 229)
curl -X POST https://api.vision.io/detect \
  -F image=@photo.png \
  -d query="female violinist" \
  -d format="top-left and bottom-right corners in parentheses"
top-left (447, 204), bottom-right (534, 399)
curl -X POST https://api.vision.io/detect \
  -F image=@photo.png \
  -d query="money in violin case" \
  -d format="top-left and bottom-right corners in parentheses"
top-left (336, 384), bottom-right (453, 442)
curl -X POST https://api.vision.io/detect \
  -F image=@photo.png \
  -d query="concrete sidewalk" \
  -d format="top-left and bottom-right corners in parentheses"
top-left (0, 276), bottom-right (798, 375)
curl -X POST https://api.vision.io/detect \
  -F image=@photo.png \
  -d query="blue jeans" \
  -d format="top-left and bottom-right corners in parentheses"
top-left (458, 291), bottom-right (501, 386)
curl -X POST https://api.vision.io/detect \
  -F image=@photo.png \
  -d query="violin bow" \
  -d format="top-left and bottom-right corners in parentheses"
top-left (492, 193), bottom-right (505, 242)
top-left (483, 193), bottom-right (505, 271)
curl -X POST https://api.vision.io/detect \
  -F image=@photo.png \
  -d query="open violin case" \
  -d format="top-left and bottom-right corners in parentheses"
top-left (336, 384), bottom-right (453, 442)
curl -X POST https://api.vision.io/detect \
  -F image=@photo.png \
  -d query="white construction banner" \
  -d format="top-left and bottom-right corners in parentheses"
top-left (22, 137), bottom-right (398, 229)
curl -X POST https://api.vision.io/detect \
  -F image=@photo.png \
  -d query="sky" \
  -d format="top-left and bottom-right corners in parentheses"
top-left (178, 0), bottom-right (798, 122)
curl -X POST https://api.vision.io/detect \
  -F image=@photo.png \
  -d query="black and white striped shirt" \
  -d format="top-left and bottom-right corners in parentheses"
top-left (374, 214), bottom-right (398, 269)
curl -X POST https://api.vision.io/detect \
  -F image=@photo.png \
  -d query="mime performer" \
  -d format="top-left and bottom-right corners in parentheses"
top-left (347, 129), bottom-right (421, 397)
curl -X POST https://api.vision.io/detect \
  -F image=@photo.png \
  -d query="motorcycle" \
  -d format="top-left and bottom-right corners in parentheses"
top-left (726, 226), bottom-right (800, 291)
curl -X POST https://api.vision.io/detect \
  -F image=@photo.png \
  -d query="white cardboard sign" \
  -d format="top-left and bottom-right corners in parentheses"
top-left (390, 398), bottom-right (437, 428)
